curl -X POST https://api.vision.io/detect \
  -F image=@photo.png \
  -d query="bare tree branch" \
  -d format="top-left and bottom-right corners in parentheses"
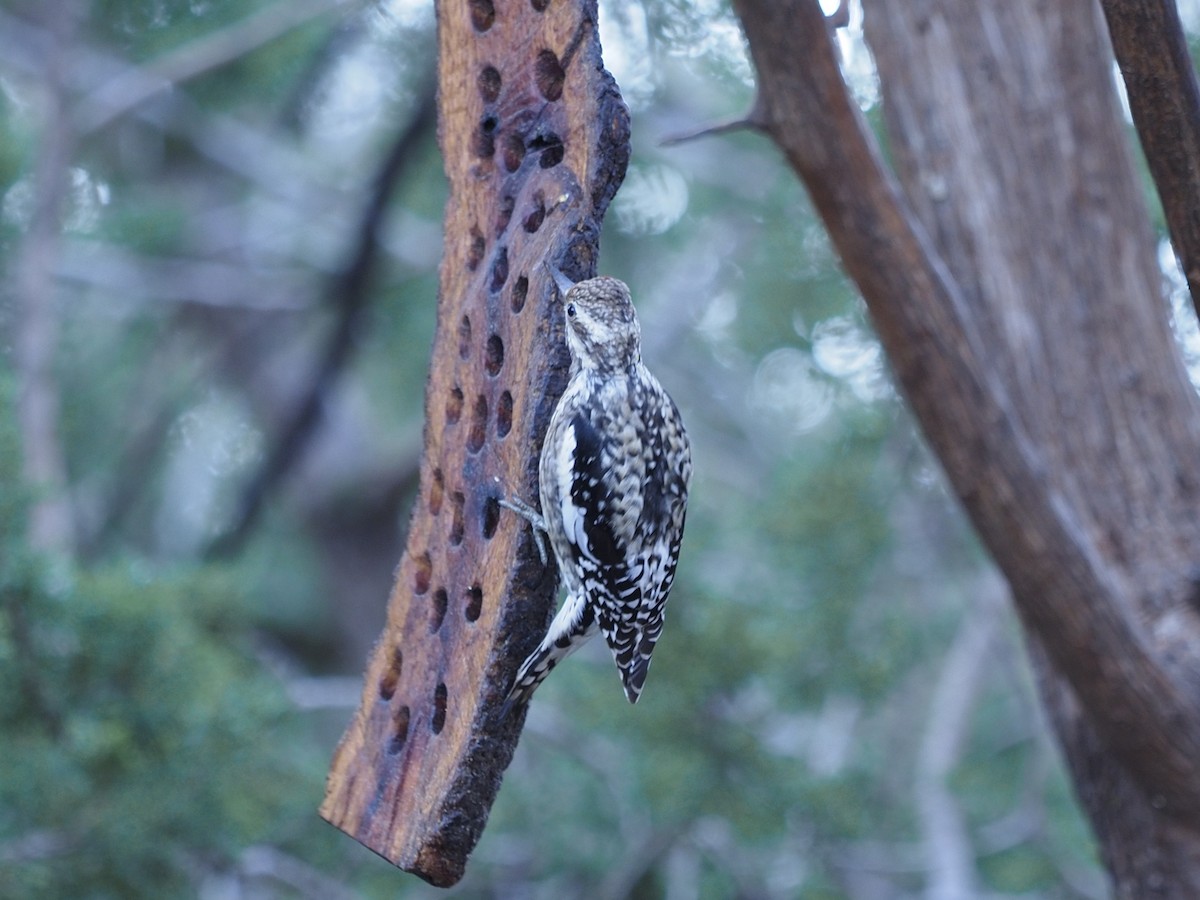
top-left (12, 2), bottom-right (79, 555)
top-left (75, 0), bottom-right (363, 135)
top-left (1100, 0), bottom-right (1200, 318)
top-left (0, 10), bottom-right (351, 207)
top-left (55, 241), bottom-right (315, 311)
top-left (659, 101), bottom-right (767, 147)
top-left (731, 0), bottom-right (1200, 823)
top-left (915, 584), bottom-right (998, 900)
top-left (205, 86), bottom-right (436, 559)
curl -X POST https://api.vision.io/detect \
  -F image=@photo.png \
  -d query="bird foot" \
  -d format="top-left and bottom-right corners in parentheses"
top-left (498, 495), bottom-right (549, 567)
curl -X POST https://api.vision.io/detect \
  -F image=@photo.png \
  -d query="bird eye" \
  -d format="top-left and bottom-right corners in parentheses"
top-left (566, 303), bottom-right (576, 318)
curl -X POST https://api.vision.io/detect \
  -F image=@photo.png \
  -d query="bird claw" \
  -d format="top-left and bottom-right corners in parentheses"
top-left (498, 496), bottom-right (550, 567)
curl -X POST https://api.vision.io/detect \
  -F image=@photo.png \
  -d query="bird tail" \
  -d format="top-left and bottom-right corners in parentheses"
top-left (619, 655), bottom-right (651, 704)
top-left (610, 623), bottom-right (662, 704)
top-left (501, 594), bottom-right (596, 717)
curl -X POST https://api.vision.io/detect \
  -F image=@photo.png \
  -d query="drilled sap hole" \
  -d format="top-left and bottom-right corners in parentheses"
top-left (447, 386), bottom-right (464, 424)
top-left (431, 587), bottom-right (448, 632)
top-left (458, 314), bottom-right (472, 359)
top-left (541, 143), bottom-right (565, 169)
top-left (478, 65), bottom-right (502, 103)
top-left (468, 394), bottom-right (488, 453)
top-left (473, 115), bottom-right (496, 158)
top-left (496, 390), bottom-right (513, 438)
top-left (388, 705), bottom-right (411, 754)
top-left (450, 491), bottom-right (465, 545)
top-left (378, 646), bottom-right (403, 700)
top-left (511, 275), bottom-right (528, 313)
top-left (532, 132), bottom-right (564, 169)
top-left (503, 133), bottom-right (526, 172)
top-left (465, 584), bottom-right (483, 621)
top-left (413, 551), bottom-right (432, 594)
top-left (469, 0), bottom-right (494, 31)
top-left (490, 246), bottom-right (509, 292)
top-left (485, 334), bottom-right (504, 376)
top-left (431, 682), bottom-right (448, 734)
top-left (535, 50), bottom-right (565, 101)
top-left (429, 467), bottom-right (444, 515)
top-left (524, 194), bottom-right (546, 233)
top-left (482, 496), bottom-right (500, 538)
top-left (531, 0), bottom-right (549, 11)
top-left (496, 195), bottom-right (514, 235)
top-left (467, 226), bottom-right (486, 271)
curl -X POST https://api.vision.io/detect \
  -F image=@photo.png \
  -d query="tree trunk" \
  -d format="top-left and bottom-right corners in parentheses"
top-left (732, 0), bottom-right (1200, 893)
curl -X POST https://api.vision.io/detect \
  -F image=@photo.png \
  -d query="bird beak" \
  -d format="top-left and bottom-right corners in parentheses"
top-left (546, 262), bottom-right (576, 299)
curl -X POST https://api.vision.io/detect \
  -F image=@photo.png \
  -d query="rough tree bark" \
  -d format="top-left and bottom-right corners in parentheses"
top-left (732, 0), bottom-right (1200, 895)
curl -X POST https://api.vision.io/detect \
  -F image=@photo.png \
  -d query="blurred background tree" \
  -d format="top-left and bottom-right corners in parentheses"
top-left (11, 0), bottom-right (1193, 895)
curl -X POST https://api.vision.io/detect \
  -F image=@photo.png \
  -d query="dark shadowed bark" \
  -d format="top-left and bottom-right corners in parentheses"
top-left (1100, 0), bottom-right (1200, 317)
top-left (732, 0), bottom-right (1200, 894)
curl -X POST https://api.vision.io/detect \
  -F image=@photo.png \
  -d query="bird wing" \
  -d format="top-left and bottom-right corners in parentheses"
top-left (564, 408), bottom-right (686, 701)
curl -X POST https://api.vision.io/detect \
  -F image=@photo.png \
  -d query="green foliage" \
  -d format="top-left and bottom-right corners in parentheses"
top-left (0, 384), bottom-right (323, 895)
top-left (0, 553), bottom-right (316, 896)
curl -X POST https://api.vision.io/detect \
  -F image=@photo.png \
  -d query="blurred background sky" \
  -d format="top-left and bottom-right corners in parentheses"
top-left (5, 0), bottom-right (1200, 896)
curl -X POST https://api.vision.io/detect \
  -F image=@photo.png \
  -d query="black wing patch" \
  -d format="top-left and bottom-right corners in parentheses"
top-left (568, 411), bottom-right (623, 567)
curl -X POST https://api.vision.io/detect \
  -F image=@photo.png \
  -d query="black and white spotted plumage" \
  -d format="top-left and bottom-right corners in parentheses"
top-left (504, 273), bottom-right (691, 708)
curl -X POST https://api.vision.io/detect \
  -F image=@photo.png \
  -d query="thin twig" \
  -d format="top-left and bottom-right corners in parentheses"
top-left (659, 104), bottom-right (767, 147)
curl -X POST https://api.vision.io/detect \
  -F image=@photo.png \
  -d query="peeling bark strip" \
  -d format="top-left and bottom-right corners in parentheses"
top-left (320, 0), bottom-right (629, 887)
top-left (733, 0), bottom-right (1200, 892)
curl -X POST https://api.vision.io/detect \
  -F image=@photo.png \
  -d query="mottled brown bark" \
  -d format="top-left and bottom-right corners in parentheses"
top-left (320, 0), bottom-right (629, 886)
top-left (732, 0), bottom-right (1200, 893)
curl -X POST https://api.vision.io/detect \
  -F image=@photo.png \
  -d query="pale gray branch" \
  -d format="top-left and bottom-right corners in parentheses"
top-left (0, 10), bottom-right (349, 207)
top-left (75, 0), bottom-right (362, 135)
top-left (12, 3), bottom-right (78, 555)
top-left (915, 583), bottom-right (1000, 900)
top-left (55, 240), bottom-right (316, 311)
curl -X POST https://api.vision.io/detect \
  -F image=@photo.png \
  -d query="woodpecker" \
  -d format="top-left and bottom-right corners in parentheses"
top-left (501, 268), bottom-right (691, 710)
